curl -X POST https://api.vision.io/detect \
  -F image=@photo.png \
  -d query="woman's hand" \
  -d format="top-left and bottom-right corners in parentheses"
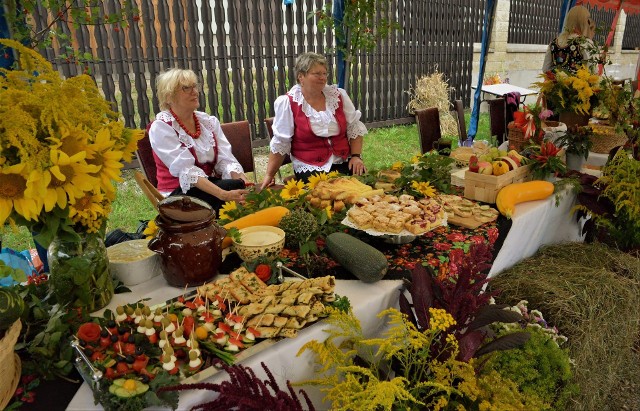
top-left (349, 156), bottom-right (367, 175)
top-left (260, 174), bottom-right (276, 191)
top-left (221, 189), bottom-right (249, 203)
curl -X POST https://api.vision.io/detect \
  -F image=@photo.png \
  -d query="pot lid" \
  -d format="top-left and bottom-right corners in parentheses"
top-left (157, 196), bottom-right (214, 223)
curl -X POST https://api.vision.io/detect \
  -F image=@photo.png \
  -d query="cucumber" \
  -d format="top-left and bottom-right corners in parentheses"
top-left (325, 232), bottom-right (388, 283)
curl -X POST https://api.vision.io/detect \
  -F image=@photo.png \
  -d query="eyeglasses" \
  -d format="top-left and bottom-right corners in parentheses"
top-left (307, 71), bottom-right (328, 78)
top-left (181, 83), bottom-right (201, 93)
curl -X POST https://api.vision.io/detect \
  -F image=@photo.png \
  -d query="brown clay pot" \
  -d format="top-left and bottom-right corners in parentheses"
top-left (149, 196), bottom-right (226, 287)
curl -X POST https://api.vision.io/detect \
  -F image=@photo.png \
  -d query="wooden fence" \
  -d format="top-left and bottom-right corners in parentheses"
top-left (31, 0), bottom-right (488, 144)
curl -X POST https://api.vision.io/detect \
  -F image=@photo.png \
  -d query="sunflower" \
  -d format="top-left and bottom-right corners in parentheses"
top-left (218, 201), bottom-right (238, 221)
top-left (411, 181), bottom-right (436, 198)
top-left (280, 179), bottom-right (306, 200)
top-left (0, 163), bottom-right (44, 224)
top-left (306, 172), bottom-right (329, 190)
top-left (43, 149), bottom-right (100, 212)
top-left (69, 190), bottom-right (109, 233)
top-left (86, 127), bottom-right (126, 193)
top-left (324, 205), bottom-right (333, 220)
top-left (391, 161), bottom-right (404, 171)
top-left (143, 219), bottom-right (159, 239)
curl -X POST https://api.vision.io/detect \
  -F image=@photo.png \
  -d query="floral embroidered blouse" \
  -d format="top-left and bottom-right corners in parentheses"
top-left (270, 84), bottom-right (368, 174)
top-left (149, 111), bottom-right (244, 196)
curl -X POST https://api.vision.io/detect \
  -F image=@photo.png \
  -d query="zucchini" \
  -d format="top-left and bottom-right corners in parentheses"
top-left (325, 232), bottom-right (388, 283)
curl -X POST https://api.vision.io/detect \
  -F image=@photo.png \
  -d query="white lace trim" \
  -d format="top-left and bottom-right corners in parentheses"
top-left (179, 165), bottom-right (208, 194)
top-left (270, 140), bottom-right (291, 156)
top-left (224, 162), bottom-right (244, 176)
top-left (155, 111), bottom-right (217, 154)
top-left (348, 122), bottom-right (368, 139)
top-left (288, 84), bottom-right (341, 120)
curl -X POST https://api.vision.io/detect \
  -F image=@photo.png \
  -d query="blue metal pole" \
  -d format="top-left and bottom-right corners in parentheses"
top-left (467, 0), bottom-right (496, 143)
top-left (333, 0), bottom-right (346, 88)
top-left (559, 0), bottom-right (577, 34)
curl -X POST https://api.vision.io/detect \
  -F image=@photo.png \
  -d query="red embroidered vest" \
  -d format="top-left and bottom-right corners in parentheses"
top-left (288, 94), bottom-right (350, 166)
top-left (152, 120), bottom-right (217, 192)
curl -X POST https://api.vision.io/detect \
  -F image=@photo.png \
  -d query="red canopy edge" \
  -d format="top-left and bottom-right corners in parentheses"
top-left (577, 0), bottom-right (640, 15)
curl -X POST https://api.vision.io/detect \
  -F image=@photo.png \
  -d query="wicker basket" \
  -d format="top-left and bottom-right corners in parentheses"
top-left (589, 123), bottom-right (629, 154)
top-left (0, 319), bottom-right (22, 409)
top-left (507, 122), bottom-right (528, 151)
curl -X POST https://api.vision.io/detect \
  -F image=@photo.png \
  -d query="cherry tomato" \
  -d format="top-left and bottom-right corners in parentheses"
top-left (99, 337), bottom-right (111, 348)
top-left (147, 333), bottom-right (158, 344)
top-left (182, 316), bottom-right (195, 338)
top-left (104, 367), bottom-right (116, 379)
top-left (132, 358), bottom-right (148, 373)
top-left (123, 343), bottom-right (136, 356)
top-left (116, 362), bottom-right (130, 374)
top-left (90, 351), bottom-right (105, 362)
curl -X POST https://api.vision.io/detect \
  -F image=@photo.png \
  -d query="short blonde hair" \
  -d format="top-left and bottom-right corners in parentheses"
top-left (156, 68), bottom-right (198, 111)
top-left (294, 52), bottom-right (328, 83)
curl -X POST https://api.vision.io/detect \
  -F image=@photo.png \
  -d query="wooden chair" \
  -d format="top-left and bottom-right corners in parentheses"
top-left (220, 120), bottom-right (257, 183)
top-left (133, 170), bottom-right (163, 210)
top-left (488, 98), bottom-right (507, 144)
top-left (452, 99), bottom-right (467, 144)
top-left (136, 129), bottom-right (158, 188)
top-left (265, 117), bottom-right (294, 182)
top-left (415, 107), bottom-right (442, 154)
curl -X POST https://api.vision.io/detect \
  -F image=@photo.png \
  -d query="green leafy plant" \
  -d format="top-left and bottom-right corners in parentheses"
top-left (311, 0), bottom-right (399, 63)
top-left (4, 0), bottom-right (139, 72)
top-left (394, 152), bottom-right (457, 194)
top-left (556, 124), bottom-right (594, 160)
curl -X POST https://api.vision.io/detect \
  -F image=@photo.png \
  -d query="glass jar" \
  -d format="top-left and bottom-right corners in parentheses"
top-left (47, 233), bottom-right (114, 312)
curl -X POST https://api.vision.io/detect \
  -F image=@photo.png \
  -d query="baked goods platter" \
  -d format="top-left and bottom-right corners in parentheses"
top-left (71, 267), bottom-right (339, 406)
top-left (342, 193), bottom-right (447, 243)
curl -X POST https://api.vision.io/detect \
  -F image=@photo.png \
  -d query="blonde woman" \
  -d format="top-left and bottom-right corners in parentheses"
top-left (260, 52), bottom-right (368, 189)
top-left (542, 5), bottom-right (597, 73)
top-left (148, 68), bottom-right (249, 213)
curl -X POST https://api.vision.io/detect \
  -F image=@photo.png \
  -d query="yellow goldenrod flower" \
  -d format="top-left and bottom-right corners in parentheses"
top-left (280, 179), bottom-right (306, 200)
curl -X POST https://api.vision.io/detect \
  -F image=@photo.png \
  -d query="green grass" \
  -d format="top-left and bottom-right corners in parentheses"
top-left (1, 113), bottom-right (490, 253)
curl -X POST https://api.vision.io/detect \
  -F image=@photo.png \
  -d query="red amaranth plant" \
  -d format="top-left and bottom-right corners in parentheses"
top-left (399, 242), bottom-right (528, 362)
top-left (159, 361), bottom-right (315, 411)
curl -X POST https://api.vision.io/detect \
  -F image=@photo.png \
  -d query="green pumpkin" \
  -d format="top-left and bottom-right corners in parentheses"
top-left (0, 288), bottom-right (24, 331)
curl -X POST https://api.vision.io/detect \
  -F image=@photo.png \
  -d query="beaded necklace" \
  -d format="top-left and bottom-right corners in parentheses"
top-left (170, 109), bottom-right (201, 139)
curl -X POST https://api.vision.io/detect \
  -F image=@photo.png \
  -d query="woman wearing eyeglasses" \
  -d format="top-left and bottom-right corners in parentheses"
top-left (149, 68), bottom-right (249, 213)
top-left (260, 52), bottom-right (368, 189)
top-left (542, 5), bottom-right (597, 74)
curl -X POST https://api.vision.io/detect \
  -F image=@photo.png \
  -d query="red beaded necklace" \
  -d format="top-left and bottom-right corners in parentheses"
top-left (170, 109), bottom-right (201, 139)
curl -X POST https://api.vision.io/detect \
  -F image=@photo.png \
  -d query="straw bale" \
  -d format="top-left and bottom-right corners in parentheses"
top-left (489, 243), bottom-right (640, 411)
top-left (406, 71), bottom-right (458, 136)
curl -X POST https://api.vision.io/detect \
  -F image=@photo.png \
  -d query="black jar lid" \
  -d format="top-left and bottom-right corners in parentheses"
top-left (157, 195), bottom-right (214, 223)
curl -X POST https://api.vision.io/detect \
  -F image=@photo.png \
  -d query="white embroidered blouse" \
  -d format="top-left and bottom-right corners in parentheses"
top-left (270, 84), bottom-right (368, 174)
top-left (149, 111), bottom-right (244, 195)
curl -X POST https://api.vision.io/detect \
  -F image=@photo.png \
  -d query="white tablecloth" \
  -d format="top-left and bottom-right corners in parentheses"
top-left (489, 188), bottom-right (584, 277)
top-left (67, 188), bottom-right (584, 409)
top-left (67, 277), bottom-right (403, 411)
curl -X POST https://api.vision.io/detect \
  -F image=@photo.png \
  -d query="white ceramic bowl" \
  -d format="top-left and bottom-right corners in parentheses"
top-left (107, 239), bottom-right (162, 286)
top-left (232, 226), bottom-right (286, 262)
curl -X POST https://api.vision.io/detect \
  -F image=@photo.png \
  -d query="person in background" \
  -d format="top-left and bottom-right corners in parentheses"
top-left (542, 5), bottom-right (596, 74)
top-left (148, 68), bottom-right (249, 213)
top-left (260, 52), bottom-right (368, 189)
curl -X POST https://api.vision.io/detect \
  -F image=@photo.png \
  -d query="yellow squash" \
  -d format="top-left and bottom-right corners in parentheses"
top-left (496, 181), bottom-right (554, 218)
top-left (221, 206), bottom-right (290, 249)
